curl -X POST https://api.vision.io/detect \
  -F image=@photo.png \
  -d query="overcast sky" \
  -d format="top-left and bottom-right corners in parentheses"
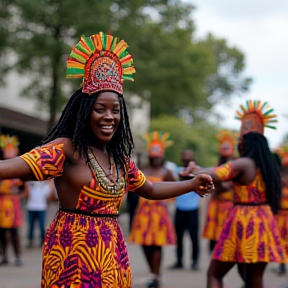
top-left (187, 0), bottom-right (288, 148)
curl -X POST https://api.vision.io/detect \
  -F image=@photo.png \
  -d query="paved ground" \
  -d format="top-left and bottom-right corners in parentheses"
top-left (0, 202), bottom-right (288, 288)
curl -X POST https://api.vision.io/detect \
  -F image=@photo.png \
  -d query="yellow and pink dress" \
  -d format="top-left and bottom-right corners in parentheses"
top-left (128, 176), bottom-right (176, 246)
top-left (275, 186), bottom-right (288, 261)
top-left (202, 195), bottom-right (218, 241)
top-left (202, 191), bottom-right (234, 241)
top-left (213, 162), bottom-right (285, 263)
top-left (20, 143), bottom-right (146, 288)
top-left (0, 179), bottom-right (23, 229)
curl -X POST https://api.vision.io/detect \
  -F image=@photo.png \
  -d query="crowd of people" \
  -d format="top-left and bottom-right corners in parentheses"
top-left (0, 31), bottom-right (287, 288)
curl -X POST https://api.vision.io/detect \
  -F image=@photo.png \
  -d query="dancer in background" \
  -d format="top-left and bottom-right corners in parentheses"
top-left (182, 100), bottom-right (285, 288)
top-left (0, 32), bottom-right (213, 287)
top-left (0, 135), bottom-right (28, 266)
top-left (274, 146), bottom-right (288, 275)
top-left (129, 131), bottom-right (176, 288)
top-left (202, 130), bottom-right (237, 253)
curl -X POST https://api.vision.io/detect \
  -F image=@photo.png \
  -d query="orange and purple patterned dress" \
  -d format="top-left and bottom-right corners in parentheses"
top-left (128, 176), bottom-right (176, 246)
top-left (202, 191), bottom-right (233, 241)
top-left (202, 196), bottom-right (218, 241)
top-left (20, 143), bottom-right (146, 288)
top-left (212, 162), bottom-right (285, 263)
top-left (275, 186), bottom-right (288, 261)
top-left (0, 179), bottom-right (23, 228)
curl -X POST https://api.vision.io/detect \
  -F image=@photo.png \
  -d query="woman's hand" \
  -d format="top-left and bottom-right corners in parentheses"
top-left (191, 174), bottom-right (214, 197)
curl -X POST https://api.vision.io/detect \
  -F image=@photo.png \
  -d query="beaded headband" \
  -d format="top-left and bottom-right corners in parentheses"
top-left (67, 32), bottom-right (135, 95)
top-left (215, 129), bottom-right (238, 157)
top-left (144, 131), bottom-right (173, 157)
top-left (235, 100), bottom-right (277, 136)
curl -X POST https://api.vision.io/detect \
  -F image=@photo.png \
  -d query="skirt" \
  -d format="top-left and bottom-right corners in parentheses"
top-left (42, 210), bottom-right (131, 288)
top-left (213, 205), bottom-right (286, 263)
top-left (275, 209), bottom-right (288, 262)
top-left (128, 199), bottom-right (175, 246)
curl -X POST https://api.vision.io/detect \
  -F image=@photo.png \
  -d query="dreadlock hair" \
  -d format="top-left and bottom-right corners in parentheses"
top-left (272, 152), bottom-right (283, 173)
top-left (42, 88), bottom-right (134, 173)
top-left (241, 132), bottom-right (281, 214)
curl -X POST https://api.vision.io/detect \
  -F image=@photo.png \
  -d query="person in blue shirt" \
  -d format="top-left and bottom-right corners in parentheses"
top-left (169, 149), bottom-right (201, 270)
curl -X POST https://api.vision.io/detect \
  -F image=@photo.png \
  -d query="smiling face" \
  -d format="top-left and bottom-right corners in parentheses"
top-left (90, 92), bottom-right (121, 148)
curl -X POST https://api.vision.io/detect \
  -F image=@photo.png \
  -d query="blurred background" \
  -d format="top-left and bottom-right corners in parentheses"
top-left (0, 0), bottom-right (288, 287)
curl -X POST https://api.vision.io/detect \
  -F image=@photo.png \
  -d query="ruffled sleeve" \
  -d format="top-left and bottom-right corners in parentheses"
top-left (214, 162), bottom-right (233, 181)
top-left (126, 159), bottom-right (146, 191)
top-left (20, 143), bottom-right (65, 181)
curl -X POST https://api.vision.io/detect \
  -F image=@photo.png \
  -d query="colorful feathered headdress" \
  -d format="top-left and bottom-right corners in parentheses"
top-left (276, 145), bottom-right (288, 168)
top-left (235, 100), bottom-right (277, 136)
top-left (144, 131), bottom-right (173, 157)
top-left (67, 32), bottom-right (135, 95)
top-left (0, 135), bottom-right (19, 150)
top-left (215, 129), bottom-right (238, 157)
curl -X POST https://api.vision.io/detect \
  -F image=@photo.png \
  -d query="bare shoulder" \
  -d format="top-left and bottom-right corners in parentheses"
top-left (42, 137), bottom-right (76, 162)
top-left (231, 157), bottom-right (256, 170)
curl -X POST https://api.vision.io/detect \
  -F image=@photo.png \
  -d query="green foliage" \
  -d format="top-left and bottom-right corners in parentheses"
top-left (150, 115), bottom-right (219, 166)
top-left (0, 0), bottom-right (13, 83)
top-left (200, 34), bottom-right (253, 103)
top-left (1, 0), bottom-right (251, 130)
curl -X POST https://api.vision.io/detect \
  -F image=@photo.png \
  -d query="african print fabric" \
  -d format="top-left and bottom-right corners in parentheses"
top-left (202, 197), bottom-right (218, 241)
top-left (20, 143), bottom-right (146, 288)
top-left (275, 187), bottom-right (288, 261)
top-left (0, 179), bottom-right (23, 228)
top-left (202, 191), bottom-right (234, 241)
top-left (213, 164), bottom-right (285, 263)
top-left (128, 176), bottom-right (176, 246)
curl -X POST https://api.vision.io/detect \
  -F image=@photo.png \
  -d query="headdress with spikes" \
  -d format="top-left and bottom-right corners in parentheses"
top-left (67, 32), bottom-right (135, 95)
top-left (0, 135), bottom-right (19, 153)
top-left (215, 129), bottom-right (239, 157)
top-left (144, 131), bottom-right (173, 157)
top-left (235, 100), bottom-right (277, 136)
top-left (276, 144), bottom-right (288, 168)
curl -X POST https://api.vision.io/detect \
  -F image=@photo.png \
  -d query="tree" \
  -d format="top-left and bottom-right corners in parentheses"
top-left (2, 0), bottom-right (116, 129)
top-left (1, 0), bottom-right (252, 130)
top-left (201, 34), bottom-right (253, 104)
top-left (149, 115), bottom-right (219, 166)
top-left (0, 0), bottom-right (13, 83)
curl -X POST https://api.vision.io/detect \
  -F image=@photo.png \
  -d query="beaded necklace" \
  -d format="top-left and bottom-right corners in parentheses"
top-left (88, 150), bottom-right (125, 194)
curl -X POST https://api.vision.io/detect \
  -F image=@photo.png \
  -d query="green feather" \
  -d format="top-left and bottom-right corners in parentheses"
top-left (70, 52), bottom-right (87, 63)
top-left (263, 108), bottom-right (274, 115)
top-left (66, 67), bottom-right (84, 76)
top-left (85, 37), bottom-right (95, 52)
top-left (119, 49), bottom-right (128, 59)
top-left (111, 37), bottom-right (118, 51)
top-left (265, 125), bottom-right (276, 129)
top-left (122, 74), bottom-right (133, 80)
top-left (102, 33), bottom-right (107, 50)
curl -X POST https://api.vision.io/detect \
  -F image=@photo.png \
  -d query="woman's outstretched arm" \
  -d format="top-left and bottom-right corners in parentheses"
top-left (0, 157), bottom-right (35, 180)
top-left (135, 174), bottom-right (214, 200)
top-left (179, 157), bottom-right (256, 183)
